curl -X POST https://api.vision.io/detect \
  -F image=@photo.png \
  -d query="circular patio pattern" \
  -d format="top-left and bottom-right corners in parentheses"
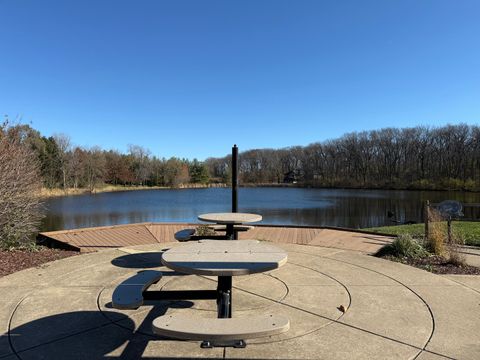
top-left (2, 242), bottom-right (479, 359)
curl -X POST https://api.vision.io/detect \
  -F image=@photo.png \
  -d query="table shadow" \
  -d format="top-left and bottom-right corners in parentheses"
top-left (111, 252), bottom-right (165, 269)
top-left (7, 301), bottom-right (210, 360)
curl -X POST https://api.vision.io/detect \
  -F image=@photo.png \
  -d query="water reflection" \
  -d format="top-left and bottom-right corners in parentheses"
top-left (41, 187), bottom-right (480, 231)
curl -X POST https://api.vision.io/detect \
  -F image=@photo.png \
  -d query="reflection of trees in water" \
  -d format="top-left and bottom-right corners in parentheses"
top-left (41, 188), bottom-right (480, 232)
top-left (251, 196), bottom-right (425, 228)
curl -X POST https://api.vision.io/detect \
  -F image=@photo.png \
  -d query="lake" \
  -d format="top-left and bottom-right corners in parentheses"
top-left (40, 187), bottom-right (480, 232)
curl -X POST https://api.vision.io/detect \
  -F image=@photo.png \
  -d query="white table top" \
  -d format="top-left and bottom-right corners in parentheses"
top-left (161, 240), bottom-right (287, 276)
top-left (198, 212), bottom-right (262, 224)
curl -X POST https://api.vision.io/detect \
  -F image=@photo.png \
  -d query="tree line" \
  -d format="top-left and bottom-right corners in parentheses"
top-left (7, 124), bottom-right (211, 191)
top-left (3, 121), bottom-right (480, 193)
top-left (206, 124), bottom-right (480, 191)
top-left (1, 120), bottom-right (479, 249)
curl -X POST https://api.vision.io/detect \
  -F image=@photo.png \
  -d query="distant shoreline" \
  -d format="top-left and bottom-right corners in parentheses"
top-left (37, 183), bottom-right (228, 199)
top-left (241, 183), bottom-right (480, 192)
top-left (37, 181), bottom-right (479, 199)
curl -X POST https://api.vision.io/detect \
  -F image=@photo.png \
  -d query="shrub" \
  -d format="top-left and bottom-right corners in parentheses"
top-left (0, 122), bottom-right (44, 249)
top-left (463, 179), bottom-right (478, 191)
top-left (447, 233), bottom-right (467, 267)
top-left (409, 179), bottom-right (435, 190)
top-left (448, 246), bottom-right (467, 266)
top-left (376, 234), bottom-right (428, 259)
top-left (439, 178), bottom-right (464, 191)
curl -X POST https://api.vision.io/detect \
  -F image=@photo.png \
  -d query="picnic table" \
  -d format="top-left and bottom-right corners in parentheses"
top-left (153, 239), bottom-right (288, 347)
top-left (198, 212), bottom-right (262, 239)
top-left (113, 240), bottom-right (289, 347)
top-left (160, 239), bottom-right (287, 316)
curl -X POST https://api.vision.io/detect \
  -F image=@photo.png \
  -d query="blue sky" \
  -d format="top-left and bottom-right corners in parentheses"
top-left (1, 0), bottom-right (479, 160)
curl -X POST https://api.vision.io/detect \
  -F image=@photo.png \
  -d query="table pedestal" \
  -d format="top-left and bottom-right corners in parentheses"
top-left (225, 224), bottom-right (238, 240)
top-left (217, 276), bottom-right (232, 318)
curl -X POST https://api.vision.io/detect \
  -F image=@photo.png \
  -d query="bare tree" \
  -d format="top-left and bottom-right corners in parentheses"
top-left (128, 144), bottom-right (152, 185)
top-left (53, 133), bottom-right (71, 191)
top-left (80, 147), bottom-right (106, 192)
top-left (0, 122), bottom-right (44, 248)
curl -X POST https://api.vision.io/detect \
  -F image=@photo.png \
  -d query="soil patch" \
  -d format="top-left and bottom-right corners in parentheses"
top-left (0, 247), bottom-right (79, 278)
top-left (381, 255), bottom-right (480, 275)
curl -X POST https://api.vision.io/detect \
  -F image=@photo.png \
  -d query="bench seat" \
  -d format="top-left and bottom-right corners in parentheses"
top-left (174, 229), bottom-right (196, 241)
top-left (208, 225), bottom-right (254, 232)
top-left (112, 270), bottom-right (163, 309)
top-left (152, 314), bottom-right (289, 341)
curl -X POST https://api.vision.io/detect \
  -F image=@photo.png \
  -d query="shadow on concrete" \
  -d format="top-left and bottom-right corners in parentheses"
top-left (110, 253), bottom-right (186, 279)
top-left (354, 235), bottom-right (392, 243)
top-left (8, 310), bottom-right (134, 359)
top-left (7, 300), bottom-right (205, 360)
top-left (111, 252), bottom-right (165, 269)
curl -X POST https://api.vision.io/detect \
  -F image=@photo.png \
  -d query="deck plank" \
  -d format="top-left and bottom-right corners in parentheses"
top-left (40, 223), bottom-right (393, 254)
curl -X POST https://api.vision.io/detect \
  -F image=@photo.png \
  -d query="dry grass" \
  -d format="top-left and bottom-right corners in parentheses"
top-left (36, 188), bottom-right (87, 198)
top-left (426, 209), bottom-right (447, 255)
top-left (36, 185), bottom-right (169, 198)
top-left (427, 208), bottom-right (466, 266)
top-left (36, 184), bottom-right (225, 199)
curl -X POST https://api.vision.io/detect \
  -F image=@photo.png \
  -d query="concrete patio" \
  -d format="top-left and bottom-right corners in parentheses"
top-left (1, 241), bottom-right (479, 359)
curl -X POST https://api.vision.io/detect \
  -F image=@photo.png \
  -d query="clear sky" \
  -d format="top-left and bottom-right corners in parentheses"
top-left (1, 1), bottom-right (479, 160)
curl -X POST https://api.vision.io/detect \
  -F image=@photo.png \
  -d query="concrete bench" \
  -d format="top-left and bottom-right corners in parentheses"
top-left (112, 270), bottom-right (163, 309)
top-left (152, 314), bottom-right (289, 341)
top-left (208, 225), bottom-right (254, 232)
top-left (174, 229), bottom-right (196, 242)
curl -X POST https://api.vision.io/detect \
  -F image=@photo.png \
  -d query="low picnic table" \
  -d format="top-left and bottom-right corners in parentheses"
top-left (113, 241), bottom-right (289, 347)
top-left (198, 212), bottom-right (262, 239)
top-left (160, 239), bottom-right (287, 317)
top-left (153, 239), bottom-right (289, 347)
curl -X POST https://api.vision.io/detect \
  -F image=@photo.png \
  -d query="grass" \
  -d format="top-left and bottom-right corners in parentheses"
top-left (36, 183), bottom-right (222, 198)
top-left (363, 221), bottom-right (480, 247)
top-left (36, 185), bottom-right (168, 198)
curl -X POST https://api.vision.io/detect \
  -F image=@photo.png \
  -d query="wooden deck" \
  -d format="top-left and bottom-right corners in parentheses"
top-left (39, 223), bottom-right (394, 254)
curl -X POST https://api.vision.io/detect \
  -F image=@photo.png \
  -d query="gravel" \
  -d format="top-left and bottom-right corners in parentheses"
top-left (0, 247), bottom-right (79, 278)
top-left (382, 254), bottom-right (480, 275)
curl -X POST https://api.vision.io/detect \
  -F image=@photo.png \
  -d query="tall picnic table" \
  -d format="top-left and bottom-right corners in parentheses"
top-left (198, 212), bottom-right (262, 240)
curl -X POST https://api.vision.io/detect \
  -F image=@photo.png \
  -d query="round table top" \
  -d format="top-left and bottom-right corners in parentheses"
top-left (161, 240), bottom-right (287, 276)
top-left (198, 212), bottom-right (262, 224)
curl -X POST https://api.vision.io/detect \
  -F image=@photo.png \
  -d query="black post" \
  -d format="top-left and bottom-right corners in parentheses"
top-left (217, 276), bottom-right (232, 318)
top-left (232, 145), bottom-right (238, 213)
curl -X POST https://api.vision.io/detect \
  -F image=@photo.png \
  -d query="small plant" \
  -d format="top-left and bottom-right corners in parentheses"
top-left (422, 264), bottom-right (433, 272)
top-left (194, 225), bottom-right (216, 237)
top-left (448, 247), bottom-right (466, 267)
top-left (447, 233), bottom-right (467, 267)
top-left (376, 234), bottom-right (428, 259)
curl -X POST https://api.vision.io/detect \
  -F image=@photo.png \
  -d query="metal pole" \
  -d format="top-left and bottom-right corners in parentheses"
top-left (232, 145), bottom-right (238, 213)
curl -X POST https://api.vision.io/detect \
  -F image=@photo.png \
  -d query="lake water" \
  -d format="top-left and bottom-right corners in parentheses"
top-left (40, 187), bottom-right (480, 232)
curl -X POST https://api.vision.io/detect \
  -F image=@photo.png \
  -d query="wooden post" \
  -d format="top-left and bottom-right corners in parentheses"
top-left (447, 217), bottom-right (452, 244)
top-left (424, 200), bottom-right (430, 240)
